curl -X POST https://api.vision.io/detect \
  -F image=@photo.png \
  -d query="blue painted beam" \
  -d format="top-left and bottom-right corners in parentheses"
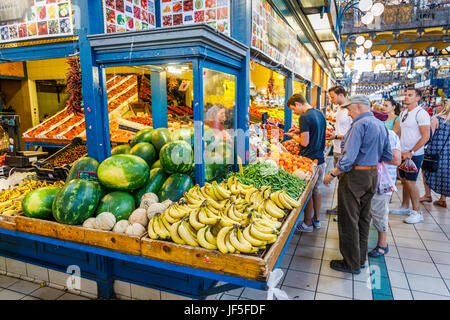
top-left (0, 40), bottom-right (77, 62)
top-left (193, 58), bottom-right (205, 186)
top-left (284, 72), bottom-right (294, 139)
top-left (150, 71), bottom-right (168, 129)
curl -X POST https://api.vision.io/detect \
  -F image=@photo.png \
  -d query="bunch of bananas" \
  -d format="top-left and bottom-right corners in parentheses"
top-left (147, 176), bottom-right (301, 255)
top-left (0, 179), bottom-right (64, 216)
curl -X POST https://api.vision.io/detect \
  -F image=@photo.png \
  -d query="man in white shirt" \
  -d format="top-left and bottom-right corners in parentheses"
top-left (326, 86), bottom-right (353, 215)
top-left (390, 87), bottom-right (431, 224)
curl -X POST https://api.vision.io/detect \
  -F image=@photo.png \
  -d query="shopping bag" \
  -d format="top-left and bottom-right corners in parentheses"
top-left (377, 162), bottom-right (398, 195)
top-left (398, 159), bottom-right (418, 173)
top-left (266, 269), bottom-right (290, 300)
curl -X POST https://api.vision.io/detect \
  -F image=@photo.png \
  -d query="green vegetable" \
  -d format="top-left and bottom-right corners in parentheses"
top-left (229, 162), bottom-right (308, 200)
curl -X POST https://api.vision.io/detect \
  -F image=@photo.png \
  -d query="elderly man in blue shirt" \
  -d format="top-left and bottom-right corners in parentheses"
top-left (323, 95), bottom-right (393, 274)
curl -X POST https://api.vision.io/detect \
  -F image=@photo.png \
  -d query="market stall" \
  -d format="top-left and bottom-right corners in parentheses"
top-left (0, 0), bottom-right (334, 300)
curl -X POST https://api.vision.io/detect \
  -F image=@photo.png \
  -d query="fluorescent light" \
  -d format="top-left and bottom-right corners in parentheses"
top-left (359, 0), bottom-right (373, 12)
top-left (356, 46), bottom-right (365, 54)
top-left (361, 12), bottom-right (374, 25)
top-left (167, 66), bottom-right (183, 74)
top-left (307, 13), bottom-right (331, 30)
top-left (356, 36), bottom-right (365, 46)
top-left (371, 3), bottom-right (385, 17)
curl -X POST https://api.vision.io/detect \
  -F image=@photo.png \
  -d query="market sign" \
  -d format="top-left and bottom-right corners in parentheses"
top-left (103, 0), bottom-right (156, 33)
top-left (0, 0), bottom-right (74, 44)
top-left (0, 61), bottom-right (26, 78)
top-left (160, 0), bottom-right (231, 35)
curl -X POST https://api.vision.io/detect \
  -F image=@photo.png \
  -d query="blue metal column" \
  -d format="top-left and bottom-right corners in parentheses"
top-left (317, 87), bottom-right (322, 110)
top-left (77, 0), bottom-right (111, 162)
top-left (284, 72), bottom-right (294, 140)
top-left (232, 0), bottom-right (251, 165)
top-left (306, 81), bottom-right (312, 104)
top-left (151, 71), bottom-right (168, 129)
top-left (193, 59), bottom-right (205, 186)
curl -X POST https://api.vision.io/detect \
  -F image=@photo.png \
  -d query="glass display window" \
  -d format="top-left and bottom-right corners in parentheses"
top-left (292, 80), bottom-right (307, 125)
top-left (203, 68), bottom-right (236, 183)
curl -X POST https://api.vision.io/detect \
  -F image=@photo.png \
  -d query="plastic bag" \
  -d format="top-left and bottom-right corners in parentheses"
top-left (377, 162), bottom-right (397, 195)
top-left (399, 159), bottom-right (418, 173)
top-left (266, 269), bottom-right (290, 300)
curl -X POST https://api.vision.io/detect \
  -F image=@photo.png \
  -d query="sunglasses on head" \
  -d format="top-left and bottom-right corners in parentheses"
top-left (402, 112), bottom-right (408, 122)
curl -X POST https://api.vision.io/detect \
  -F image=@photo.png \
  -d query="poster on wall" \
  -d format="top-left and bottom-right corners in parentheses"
top-left (0, 0), bottom-right (74, 44)
top-left (251, 0), bottom-right (313, 81)
top-left (103, 0), bottom-right (156, 33)
top-left (160, 0), bottom-right (230, 35)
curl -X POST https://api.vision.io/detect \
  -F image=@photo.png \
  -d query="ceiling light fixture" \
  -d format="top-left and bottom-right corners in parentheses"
top-left (371, 3), bottom-right (385, 17)
top-left (363, 39), bottom-right (373, 49)
top-left (361, 11), bottom-right (375, 25)
top-left (356, 35), bottom-right (365, 46)
top-left (359, 0), bottom-right (373, 12)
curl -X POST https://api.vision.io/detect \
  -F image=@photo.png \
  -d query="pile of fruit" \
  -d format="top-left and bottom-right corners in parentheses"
top-left (1, 179), bottom-right (64, 216)
top-left (282, 139), bottom-right (300, 155)
top-left (269, 151), bottom-right (316, 176)
top-left (147, 176), bottom-right (301, 254)
top-left (325, 127), bottom-right (335, 139)
top-left (41, 145), bottom-right (87, 169)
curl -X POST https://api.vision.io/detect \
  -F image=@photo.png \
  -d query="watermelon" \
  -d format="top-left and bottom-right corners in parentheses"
top-left (129, 142), bottom-right (156, 167)
top-left (65, 157), bottom-right (100, 183)
top-left (134, 168), bottom-right (168, 206)
top-left (97, 154), bottom-right (150, 191)
top-left (111, 145), bottom-right (131, 155)
top-left (151, 128), bottom-right (172, 152)
top-left (52, 180), bottom-right (101, 225)
top-left (131, 128), bottom-right (154, 147)
top-left (22, 186), bottom-right (61, 220)
top-left (96, 191), bottom-right (135, 221)
top-left (159, 140), bottom-right (193, 174)
top-left (151, 160), bottom-right (162, 170)
top-left (158, 173), bottom-right (194, 202)
top-left (172, 127), bottom-right (194, 145)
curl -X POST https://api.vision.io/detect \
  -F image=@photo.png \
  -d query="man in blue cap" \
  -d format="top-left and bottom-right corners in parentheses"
top-left (323, 95), bottom-right (393, 274)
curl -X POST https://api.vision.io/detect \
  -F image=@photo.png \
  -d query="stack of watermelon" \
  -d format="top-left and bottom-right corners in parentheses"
top-left (22, 127), bottom-right (196, 226)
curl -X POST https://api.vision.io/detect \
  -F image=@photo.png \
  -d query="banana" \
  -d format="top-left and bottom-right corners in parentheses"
top-left (197, 226), bottom-right (218, 250)
top-left (198, 206), bottom-right (219, 225)
top-left (205, 226), bottom-right (217, 246)
top-left (264, 199), bottom-right (285, 219)
top-left (256, 216), bottom-right (282, 230)
top-left (211, 223), bottom-right (221, 237)
top-left (229, 228), bottom-right (258, 253)
top-left (226, 205), bottom-right (242, 223)
top-left (253, 222), bottom-right (279, 235)
top-left (250, 223), bottom-right (278, 242)
top-left (204, 199), bottom-right (224, 211)
top-left (199, 186), bottom-right (211, 199)
top-left (163, 210), bottom-right (179, 224)
top-left (209, 185), bottom-right (221, 201)
top-left (217, 226), bottom-right (233, 254)
top-left (270, 191), bottom-right (288, 210)
top-left (169, 220), bottom-right (186, 245)
top-left (153, 216), bottom-right (169, 239)
top-left (219, 212), bottom-right (237, 228)
top-left (225, 232), bottom-right (236, 253)
top-left (230, 181), bottom-right (240, 195)
top-left (281, 191), bottom-right (301, 208)
top-left (148, 217), bottom-right (160, 239)
top-left (275, 191), bottom-right (294, 210)
top-left (227, 176), bottom-right (234, 190)
top-left (185, 193), bottom-right (204, 207)
top-left (160, 213), bottom-right (173, 231)
top-left (243, 225), bottom-right (267, 247)
top-left (213, 181), bottom-right (231, 199)
top-left (188, 187), bottom-right (203, 201)
top-left (189, 208), bottom-right (205, 231)
top-left (205, 206), bottom-right (221, 221)
top-left (187, 222), bottom-right (198, 239)
top-left (178, 220), bottom-right (199, 247)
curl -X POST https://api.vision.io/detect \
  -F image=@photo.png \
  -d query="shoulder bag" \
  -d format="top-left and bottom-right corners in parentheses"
top-left (422, 124), bottom-right (450, 172)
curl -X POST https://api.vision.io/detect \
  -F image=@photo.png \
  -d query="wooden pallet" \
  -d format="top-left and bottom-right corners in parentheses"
top-left (141, 168), bottom-right (319, 282)
top-left (14, 216), bottom-right (142, 256)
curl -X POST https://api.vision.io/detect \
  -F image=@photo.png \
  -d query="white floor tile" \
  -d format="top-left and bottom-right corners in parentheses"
top-left (278, 254), bottom-right (292, 269)
top-left (322, 248), bottom-right (343, 261)
top-left (113, 280), bottom-right (131, 298)
top-left (5, 258), bottom-right (27, 276)
top-left (0, 257), bottom-right (5, 271)
top-left (293, 245), bottom-right (324, 260)
top-left (130, 284), bottom-right (161, 300)
top-left (414, 223), bottom-right (442, 232)
top-left (240, 287), bottom-right (268, 300)
top-left (6, 279), bottom-right (41, 295)
top-left (285, 243), bottom-right (297, 255)
top-left (160, 291), bottom-right (193, 300)
top-left (353, 266), bottom-right (371, 283)
top-left (314, 292), bottom-right (352, 300)
top-left (224, 287), bottom-right (244, 297)
top-left (384, 257), bottom-right (404, 272)
top-left (220, 294), bottom-right (239, 300)
top-left (406, 274), bottom-right (450, 296)
top-left (0, 274), bottom-right (19, 288)
top-left (283, 270), bottom-right (319, 291)
top-left (436, 264), bottom-right (450, 280)
top-left (57, 293), bottom-right (90, 300)
top-left (388, 271), bottom-right (410, 289)
top-left (30, 286), bottom-right (65, 300)
top-left (316, 275), bottom-right (353, 299)
top-left (393, 236), bottom-right (425, 249)
top-left (324, 238), bottom-right (340, 250)
top-left (389, 228), bottom-right (419, 239)
top-left (429, 251), bottom-right (450, 265)
top-left (384, 245), bottom-right (400, 258)
top-left (411, 291), bottom-right (450, 300)
top-left (280, 285), bottom-right (315, 300)
top-left (423, 240), bottom-right (450, 253)
top-left (80, 278), bottom-right (97, 296)
top-left (48, 269), bottom-right (69, 288)
top-left (402, 259), bottom-right (441, 278)
top-left (391, 287), bottom-right (413, 300)
top-left (353, 281), bottom-right (373, 300)
top-left (397, 247), bottom-right (433, 263)
top-left (0, 289), bottom-right (26, 300)
top-left (288, 256), bottom-right (321, 274)
top-left (298, 236), bottom-right (326, 248)
top-left (418, 230), bottom-right (449, 242)
top-left (20, 296), bottom-right (40, 300)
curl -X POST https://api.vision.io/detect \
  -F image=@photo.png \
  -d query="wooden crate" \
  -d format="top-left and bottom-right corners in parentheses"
top-left (141, 169), bottom-right (319, 283)
top-left (14, 216), bottom-right (143, 256)
top-left (0, 215), bottom-right (17, 231)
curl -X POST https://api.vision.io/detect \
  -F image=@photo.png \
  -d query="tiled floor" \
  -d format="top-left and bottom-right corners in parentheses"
top-left (1, 157), bottom-right (449, 300)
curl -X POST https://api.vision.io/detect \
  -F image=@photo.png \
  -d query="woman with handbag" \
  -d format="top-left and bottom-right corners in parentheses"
top-left (420, 100), bottom-right (450, 208)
